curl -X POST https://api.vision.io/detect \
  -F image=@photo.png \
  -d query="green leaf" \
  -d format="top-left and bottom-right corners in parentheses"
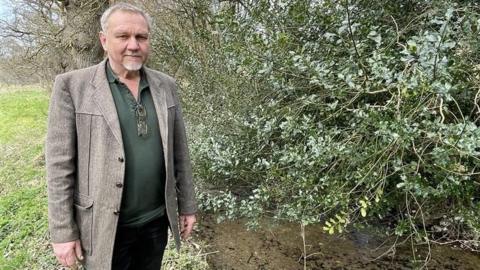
top-left (361, 208), bottom-right (367, 217)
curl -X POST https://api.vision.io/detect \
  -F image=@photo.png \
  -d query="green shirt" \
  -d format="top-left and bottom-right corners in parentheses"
top-left (106, 62), bottom-right (166, 227)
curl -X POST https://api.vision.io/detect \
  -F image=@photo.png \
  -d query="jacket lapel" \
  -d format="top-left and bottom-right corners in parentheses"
top-left (90, 59), bottom-right (124, 150)
top-left (145, 68), bottom-right (168, 152)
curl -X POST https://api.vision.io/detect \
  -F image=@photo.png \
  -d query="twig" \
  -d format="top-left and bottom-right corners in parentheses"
top-left (410, 191), bottom-right (431, 269)
top-left (429, 239), bottom-right (480, 252)
top-left (344, 0), bottom-right (369, 82)
top-left (432, 18), bottom-right (450, 81)
top-left (301, 223), bottom-right (307, 270)
top-left (390, 15), bottom-right (400, 43)
top-left (196, 250), bottom-right (220, 257)
top-left (438, 96), bottom-right (445, 123)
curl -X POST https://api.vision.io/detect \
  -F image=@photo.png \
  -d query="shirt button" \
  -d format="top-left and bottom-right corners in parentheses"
top-left (113, 210), bottom-right (120, 215)
top-left (118, 157), bottom-right (124, 162)
top-left (116, 182), bottom-right (123, 188)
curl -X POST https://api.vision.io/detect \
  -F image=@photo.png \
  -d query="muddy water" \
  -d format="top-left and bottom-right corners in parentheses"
top-left (197, 217), bottom-right (480, 270)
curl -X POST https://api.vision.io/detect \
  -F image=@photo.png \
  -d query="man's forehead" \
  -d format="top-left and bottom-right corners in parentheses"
top-left (107, 10), bottom-right (148, 28)
top-left (110, 26), bottom-right (149, 34)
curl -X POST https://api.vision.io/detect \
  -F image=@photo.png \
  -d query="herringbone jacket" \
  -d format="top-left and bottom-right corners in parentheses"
top-left (46, 59), bottom-right (197, 269)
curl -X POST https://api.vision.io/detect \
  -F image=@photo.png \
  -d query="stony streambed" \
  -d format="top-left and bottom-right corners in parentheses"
top-left (197, 217), bottom-right (480, 270)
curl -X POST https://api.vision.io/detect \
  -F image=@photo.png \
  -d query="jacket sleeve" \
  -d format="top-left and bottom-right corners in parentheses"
top-left (171, 82), bottom-right (197, 215)
top-left (45, 75), bottom-right (79, 243)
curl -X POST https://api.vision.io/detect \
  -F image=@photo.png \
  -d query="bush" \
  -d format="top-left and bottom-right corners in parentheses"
top-left (187, 0), bottom-right (480, 250)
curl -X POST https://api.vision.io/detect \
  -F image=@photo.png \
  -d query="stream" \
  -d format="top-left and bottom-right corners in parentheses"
top-left (197, 217), bottom-right (480, 269)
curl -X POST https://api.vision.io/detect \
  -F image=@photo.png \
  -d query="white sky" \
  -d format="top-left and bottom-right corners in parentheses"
top-left (0, 0), bottom-right (12, 18)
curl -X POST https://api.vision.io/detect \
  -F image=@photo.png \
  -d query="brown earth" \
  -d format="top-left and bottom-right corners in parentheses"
top-left (196, 216), bottom-right (480, 270)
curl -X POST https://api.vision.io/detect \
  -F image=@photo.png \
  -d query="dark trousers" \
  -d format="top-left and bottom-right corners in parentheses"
top-left (111, 215), bottom-right (169, 270)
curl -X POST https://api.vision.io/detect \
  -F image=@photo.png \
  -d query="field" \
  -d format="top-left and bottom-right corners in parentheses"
top-left (0, 86), bottom-right (209, 270)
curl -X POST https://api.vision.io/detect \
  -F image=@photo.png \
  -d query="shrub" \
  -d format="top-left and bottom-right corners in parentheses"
top-left (188, 0), bottom-right (480, 250)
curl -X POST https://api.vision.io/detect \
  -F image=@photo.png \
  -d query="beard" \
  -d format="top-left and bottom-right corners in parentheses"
top-left (123, 61), bottom-right (143, 71)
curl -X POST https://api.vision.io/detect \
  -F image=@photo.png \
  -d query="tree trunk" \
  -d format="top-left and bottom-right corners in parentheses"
top-left (61, 0), bottom-right (110, 69)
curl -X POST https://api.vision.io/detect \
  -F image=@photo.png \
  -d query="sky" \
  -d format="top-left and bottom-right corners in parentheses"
top-left (0, 0), bottom-right (12, 18)
top-left (0, 0), bottom-right (13, 56)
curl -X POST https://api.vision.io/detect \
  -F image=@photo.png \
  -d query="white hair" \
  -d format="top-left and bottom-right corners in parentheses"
top-left (100, 2), bottom-right (152, 32)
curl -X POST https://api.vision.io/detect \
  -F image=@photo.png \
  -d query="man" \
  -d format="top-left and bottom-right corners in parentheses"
top-left (46, 3), bottom-right (197, 269)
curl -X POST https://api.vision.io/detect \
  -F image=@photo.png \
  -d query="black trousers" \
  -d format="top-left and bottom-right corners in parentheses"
top-left (111, 215), bottom-right (169, 270)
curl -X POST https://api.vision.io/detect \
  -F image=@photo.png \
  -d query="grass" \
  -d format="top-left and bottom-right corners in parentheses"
top-left (0, 86), bottom-right (52, 269)
top-left (0, 86), bottom-right (210, 269)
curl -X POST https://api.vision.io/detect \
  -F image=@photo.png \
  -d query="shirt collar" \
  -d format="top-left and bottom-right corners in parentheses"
top-left (105, 60), bottom-right (149, 90)
top-left (106, 60), bottom-right (119, 84)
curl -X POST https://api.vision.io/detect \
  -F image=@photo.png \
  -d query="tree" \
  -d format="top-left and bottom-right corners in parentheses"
top-left (0, 0), bottom-right (109, 84)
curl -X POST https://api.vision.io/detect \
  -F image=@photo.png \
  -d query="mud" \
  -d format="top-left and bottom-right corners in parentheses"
top-left (197, 217), bottom-right (480, 270)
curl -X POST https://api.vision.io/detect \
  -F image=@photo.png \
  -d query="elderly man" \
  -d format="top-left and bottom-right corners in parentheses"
top-left (46, 3), bottom-right (197, 269)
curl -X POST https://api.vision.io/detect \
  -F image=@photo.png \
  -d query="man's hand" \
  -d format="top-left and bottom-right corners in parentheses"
top-left (179, 214), bottom-right (196, 240)
top-left (52, 240), bottom-right (83, 267)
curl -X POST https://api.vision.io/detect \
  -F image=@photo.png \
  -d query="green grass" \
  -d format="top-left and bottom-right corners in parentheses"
top-left (0, 87), bottom-right (49, 145)
top-left (0, 86), bottom-right (209, 269)
top-left (0, 87), bottom-right (53, 269)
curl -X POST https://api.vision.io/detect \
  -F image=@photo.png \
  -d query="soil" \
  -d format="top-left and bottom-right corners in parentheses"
top-left (196, 216), bottom-right (480, 270)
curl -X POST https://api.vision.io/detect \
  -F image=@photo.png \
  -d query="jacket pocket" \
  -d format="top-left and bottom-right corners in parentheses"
top-left (74, 193), bottom-right (94, 256)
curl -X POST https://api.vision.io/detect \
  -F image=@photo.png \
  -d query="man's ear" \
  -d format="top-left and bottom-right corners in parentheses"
top-left (99, 32), bottom-right (107, 51)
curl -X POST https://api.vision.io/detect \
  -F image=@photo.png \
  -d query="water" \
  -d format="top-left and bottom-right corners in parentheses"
top-left (198, 217), bottom-right (480, 269)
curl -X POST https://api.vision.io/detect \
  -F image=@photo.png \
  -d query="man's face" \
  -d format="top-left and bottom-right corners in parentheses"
top-left (99, 11), bottom-right (150, 73)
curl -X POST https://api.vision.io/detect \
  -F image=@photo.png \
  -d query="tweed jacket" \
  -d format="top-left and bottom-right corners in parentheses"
top-left (45, 59), bottom-right (197, 269)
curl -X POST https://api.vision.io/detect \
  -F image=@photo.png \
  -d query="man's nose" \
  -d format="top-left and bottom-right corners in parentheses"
top-left (127, 37), bottom-right (140, 50)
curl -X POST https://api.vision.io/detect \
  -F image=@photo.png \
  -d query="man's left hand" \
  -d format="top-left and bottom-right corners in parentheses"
top-left (179, 214), bottom-right (196, 240)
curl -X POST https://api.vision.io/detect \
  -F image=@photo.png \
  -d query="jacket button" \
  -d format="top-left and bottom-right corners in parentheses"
top-left (113, 210), bottom-right (120, 215)
top-left (116, 182), bottom-right (123, 188)
top-left (118, 157), bottom-right (124, 162)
